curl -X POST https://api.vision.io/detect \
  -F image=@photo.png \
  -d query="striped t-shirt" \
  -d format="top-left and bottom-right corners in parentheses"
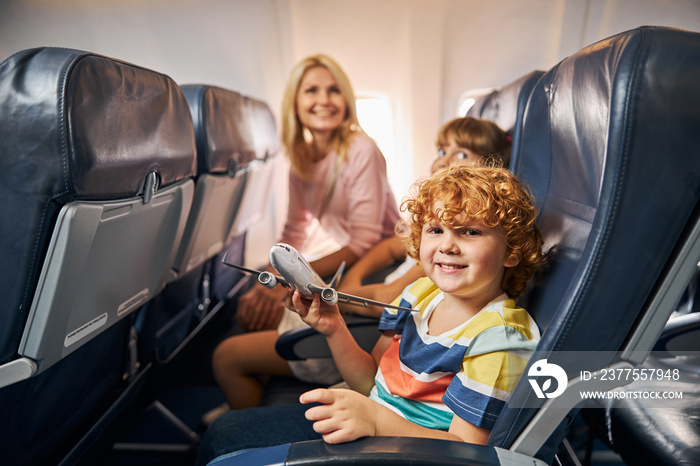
top-left (369, 277), bottom-right (540, 431)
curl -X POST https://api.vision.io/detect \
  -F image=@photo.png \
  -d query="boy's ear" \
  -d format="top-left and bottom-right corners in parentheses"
top-left (504, 253), bottom-right (519, 268)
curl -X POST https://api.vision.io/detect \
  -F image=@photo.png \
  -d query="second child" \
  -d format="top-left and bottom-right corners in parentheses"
top-left (338, 115), bottom-right (512, 315)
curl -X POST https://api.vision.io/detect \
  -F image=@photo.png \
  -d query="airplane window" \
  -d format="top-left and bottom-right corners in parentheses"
top-left (458, 97), bottom-right (476, 116)
top-left (457, 87), bottom-right (495, 116)
top-left (356, 93), bottom-right (394, 164)
top-left (356, 93), bottom-right (408, 198)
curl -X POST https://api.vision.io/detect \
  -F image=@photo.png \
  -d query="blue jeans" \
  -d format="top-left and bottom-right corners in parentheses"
top-left (196, 403), bottom-right (322, 465)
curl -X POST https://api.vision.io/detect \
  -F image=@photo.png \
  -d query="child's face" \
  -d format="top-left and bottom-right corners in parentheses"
top-left (431, 134), bottom-right (483, 174)
top-left (419, 202), bottom-right (517, 304)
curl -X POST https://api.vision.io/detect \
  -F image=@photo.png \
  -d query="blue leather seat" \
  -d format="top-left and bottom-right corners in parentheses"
top-left (207, 95), bottom-right (282, 305)
top-left (205, 25), bottom-right (700, 466)
top-left (174, 85), bottom-right (255, 282)
top-left (135, 85), bottom-right (257, 367)
top-left (102, 84), bottom-right (266, 459)
top-left (0, 47), bottom-right (197, 465)
top-left (231, 95), bottom-right (281, 240)
top-left (467, 70), bottom-right (543, 170)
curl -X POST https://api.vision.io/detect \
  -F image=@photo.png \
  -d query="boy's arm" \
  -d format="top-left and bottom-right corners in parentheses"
top-left (290, 290), bottom-right (388, 395)
top-left (329, 329), bottom-right (393, 394)
top-left (300, 388), bottom-right (490, 445)
top-left (447, 413), bottom-right (491, 444)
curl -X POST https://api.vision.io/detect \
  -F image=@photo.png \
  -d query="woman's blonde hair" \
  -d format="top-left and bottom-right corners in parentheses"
top-left (436, 116), bottom-right (512, 167)
top-left (402, 164), bottom-right (543, 298)
top-left (280, 54), bottom-right (362, 178)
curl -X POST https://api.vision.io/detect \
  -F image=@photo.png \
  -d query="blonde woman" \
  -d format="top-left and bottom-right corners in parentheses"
top-left (211, 55), bottom-right (399, 413)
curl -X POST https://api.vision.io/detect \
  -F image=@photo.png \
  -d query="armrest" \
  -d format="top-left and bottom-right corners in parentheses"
top-left (212, 437), bottom-right (546, 466)
top-left (275, 315), bottom-right (380, 360)
top-left (652, 312), bottom-right (700, 355)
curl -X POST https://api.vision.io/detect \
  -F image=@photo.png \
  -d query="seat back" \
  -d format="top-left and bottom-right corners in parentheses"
top-left (172, 85), bottom-right (256, 280)
top-left (489, 26), bottom-right (700, 461)
top-left (467, 70), bottom-right (543, 169)
top-left (0, 47), bottom-right (196, 464)
top-left (137, 85), bottom-right (258, 365)
top-left (230, 95), bottom-right (281, 238)
top-left (206, 96), bottom-right (283, 304)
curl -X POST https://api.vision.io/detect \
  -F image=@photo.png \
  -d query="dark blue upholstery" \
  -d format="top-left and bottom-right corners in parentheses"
top-left (208, 25), bottom-right (700, 466)
top-left (0, 47), bottom-right (195, 368)
top-left (0, 47), bottom-right (196, 465)
top-left (245, 95), bottom-right (281, 164)
top-left (182, 85), bottom-right (257, 177)
top-left (136, 85), bottom-right (256, 366)
top-left (467, 70), bottom-right (543, 170)
top-left (181, 84), bottom-right (251, 310)
top-left (208, 95), bottom-right (282, 304)
top-left (495, 25), bottom-right (700, 459)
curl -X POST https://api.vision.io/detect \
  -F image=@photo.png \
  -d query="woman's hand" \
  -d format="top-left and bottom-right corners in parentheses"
top-left (300, 388), bottom-right (379, 444)
top-left (236, 283), bottom-right (286, 331)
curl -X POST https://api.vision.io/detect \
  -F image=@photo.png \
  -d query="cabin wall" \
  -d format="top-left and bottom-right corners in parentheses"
top-left (2, 0), bottom-right (699, 264)
top-left (2, 0), bottom-right (699, 181)
top-left (0, 0), bottom-right (288, 106)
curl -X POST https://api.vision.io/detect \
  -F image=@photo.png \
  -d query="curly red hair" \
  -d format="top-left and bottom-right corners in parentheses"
top-left (401, 164), bottom-right (543, 298)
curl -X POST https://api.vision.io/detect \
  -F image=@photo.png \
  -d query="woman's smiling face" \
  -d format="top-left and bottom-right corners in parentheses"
top-left (295, 66), bottom-right (347, 136)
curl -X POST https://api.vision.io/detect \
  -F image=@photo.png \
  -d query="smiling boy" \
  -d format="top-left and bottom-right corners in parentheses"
top-left (196, 164), bottom-right (545, 463)
top-left (294, 164), bottom-right (545, 444)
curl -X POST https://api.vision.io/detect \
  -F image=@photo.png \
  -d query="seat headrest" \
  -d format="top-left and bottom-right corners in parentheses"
top-left (181, 84), bottom-right (257, 175)
top-left (245, 96), bottom-right (280, 160)
top-left (469, 70), bottom-right (543, 136)
top-left (468, 70), bottom-right (544, 170)
top-left (0, 47), bottom-right (196, 201)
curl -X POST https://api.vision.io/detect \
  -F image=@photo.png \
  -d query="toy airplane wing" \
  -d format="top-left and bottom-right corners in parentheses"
top-left (221, 252), bottom-right (290, 289)
top-left (307, 284), bottom-right (413, 314)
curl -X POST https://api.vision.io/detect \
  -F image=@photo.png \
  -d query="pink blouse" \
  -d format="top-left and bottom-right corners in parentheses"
top-left (281, 133), bottom-right (400, 257)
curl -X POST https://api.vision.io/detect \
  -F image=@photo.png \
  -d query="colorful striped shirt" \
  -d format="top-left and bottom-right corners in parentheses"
top-left (369, 277), bottom-right (540, 431)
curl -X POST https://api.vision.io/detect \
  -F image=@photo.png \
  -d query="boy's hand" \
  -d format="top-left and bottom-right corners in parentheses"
top-left (300, 388), bottom-right (378, 444)
top-left (287, 290), bottom-right (344, 336)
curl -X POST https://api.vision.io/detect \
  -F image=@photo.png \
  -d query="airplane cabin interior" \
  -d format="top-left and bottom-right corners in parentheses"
top-left (1, 1), bottom-right (700, 465)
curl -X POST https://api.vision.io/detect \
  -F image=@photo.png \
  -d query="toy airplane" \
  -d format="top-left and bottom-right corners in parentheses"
top-left (222, 243), bottom-right (413, 313)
